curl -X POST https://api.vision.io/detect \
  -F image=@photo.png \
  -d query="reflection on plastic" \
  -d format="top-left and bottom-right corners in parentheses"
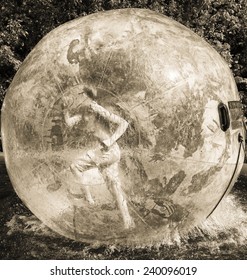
top-left (1, 9), bottom-right (245, 244)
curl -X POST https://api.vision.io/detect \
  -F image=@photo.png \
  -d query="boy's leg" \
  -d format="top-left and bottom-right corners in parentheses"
top-left (70, 154), bottom-right (95, 205)
top-left (103, 163), bottom-right (135, 229)
top-left (47, 167), bottom-right (70, 192)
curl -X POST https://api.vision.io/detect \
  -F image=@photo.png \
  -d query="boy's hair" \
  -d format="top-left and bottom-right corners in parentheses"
top-left (80, 86), bottom-right (97, 100)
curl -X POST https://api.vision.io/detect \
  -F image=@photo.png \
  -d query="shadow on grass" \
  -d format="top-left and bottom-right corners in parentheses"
top-left (1, 156), bottom-right (247, 260)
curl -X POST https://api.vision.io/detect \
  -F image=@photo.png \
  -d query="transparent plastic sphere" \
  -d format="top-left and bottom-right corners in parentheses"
top-left (1, 9), bottom-right (245, 245)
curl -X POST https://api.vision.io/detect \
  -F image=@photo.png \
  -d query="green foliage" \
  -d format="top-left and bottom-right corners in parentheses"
top-left (0, 0), bottom-right (55, 103)
top-left (182, 0), bottom-right (247, 73)
top-left (176, 0), bottom-right (247, 113)
top-left (1, 0), bottom-right (247, 107)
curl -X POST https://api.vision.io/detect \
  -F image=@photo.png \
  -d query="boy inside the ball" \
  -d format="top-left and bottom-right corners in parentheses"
top-left (62, 86), bottom-right (134, 229)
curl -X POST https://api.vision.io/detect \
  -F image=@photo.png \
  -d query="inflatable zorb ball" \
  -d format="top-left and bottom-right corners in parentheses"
top-left (1, 9), bottom-right (245, 245)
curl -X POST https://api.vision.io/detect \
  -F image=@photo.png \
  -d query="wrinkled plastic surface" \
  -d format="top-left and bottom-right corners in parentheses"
top-left (1, 9), bottom-right (245, 244)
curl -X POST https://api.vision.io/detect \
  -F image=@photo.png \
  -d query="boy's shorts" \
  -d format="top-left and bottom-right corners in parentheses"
top-left (73, 142), bottom-right (121, 172)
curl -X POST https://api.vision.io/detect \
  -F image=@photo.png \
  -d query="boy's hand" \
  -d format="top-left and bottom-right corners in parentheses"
top-left (102, 139), bottom-right (112, 148)
top-left (79, 92), bottom-right (92, 107)
top-left (100, 141), bottom-right (109, 151)
top-left (62, 96), bottom-right (74, 109)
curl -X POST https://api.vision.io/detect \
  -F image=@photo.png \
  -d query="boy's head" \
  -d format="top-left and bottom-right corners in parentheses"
top-left (80, 86), bottom-right (97, 100)
top-left (62, 84), bottom-right (97, 109)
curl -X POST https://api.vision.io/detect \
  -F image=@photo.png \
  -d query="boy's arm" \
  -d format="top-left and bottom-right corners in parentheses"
top-left (62, 95), bottom-right (82, 127)
top-left (64, 110), bottom-right (82, 127)
top-left (90, 101), bottom-right (129, 147)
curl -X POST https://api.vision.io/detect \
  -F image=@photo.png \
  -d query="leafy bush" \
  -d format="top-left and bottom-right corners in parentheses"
top-left (1, 0), bottom-right (247, 115)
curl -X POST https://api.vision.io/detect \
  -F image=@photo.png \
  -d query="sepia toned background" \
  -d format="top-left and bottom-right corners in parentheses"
top-left (1, 0), bottom-right (247, 259)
